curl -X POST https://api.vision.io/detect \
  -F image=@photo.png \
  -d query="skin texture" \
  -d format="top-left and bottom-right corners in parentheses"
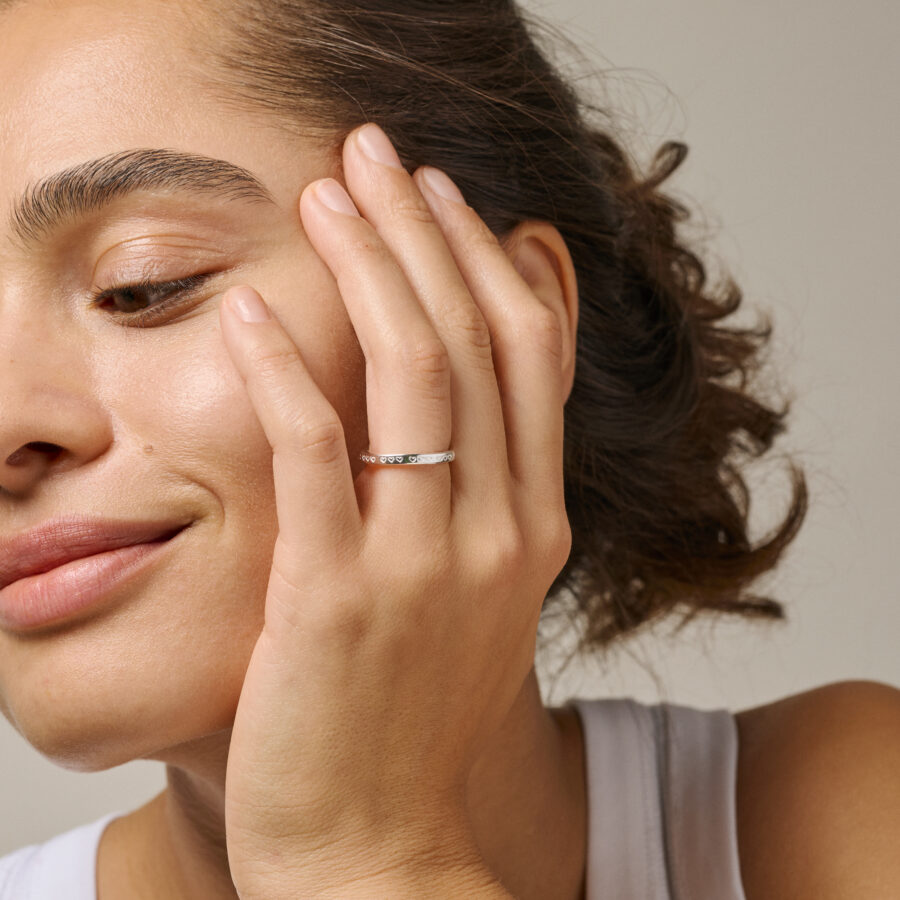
top-left (4, 2), bottom-right (898, 898)
top-left (0, 1), bottom-right (586, 898)
top-left (734, 680), bottom-right (900, 899)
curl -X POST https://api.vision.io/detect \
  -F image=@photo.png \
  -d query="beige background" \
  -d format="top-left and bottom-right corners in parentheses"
top-left (2, 0), bottom-right (898, 853)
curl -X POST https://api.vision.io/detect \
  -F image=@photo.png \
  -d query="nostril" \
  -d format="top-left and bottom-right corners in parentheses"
top-left (6, 443), bottom-right (62, 466)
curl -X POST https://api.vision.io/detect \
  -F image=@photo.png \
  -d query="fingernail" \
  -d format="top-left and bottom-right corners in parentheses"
top-left (315, 179), bottom-right (360, 216)
top-left (228, 286), bottom-right (270, 323)
top-left (356, 123), bottom-right (404, 169)
top-left (421, 166), bottom-right (466, 205)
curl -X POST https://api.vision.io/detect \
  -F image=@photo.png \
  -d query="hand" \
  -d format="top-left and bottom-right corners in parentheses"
top-left (219, 122), bottom-right (571, 899)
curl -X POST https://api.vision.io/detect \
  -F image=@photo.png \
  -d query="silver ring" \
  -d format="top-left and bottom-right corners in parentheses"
top-left (359, 450), bottom-right (455, 466)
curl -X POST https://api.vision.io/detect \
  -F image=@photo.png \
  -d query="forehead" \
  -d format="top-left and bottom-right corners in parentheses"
top-left (0, 0), bottom-right (225, 207)
top-left (0, 0), bottom-right (336, 258)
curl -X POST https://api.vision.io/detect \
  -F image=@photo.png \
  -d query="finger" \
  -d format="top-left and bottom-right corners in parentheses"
top-left (341, 123), bottom-right (513, 512)
top-left (414, 165), bottom-right (567, 512)
top-left (298, 176), bottom-right (453, 537)
top-left (219, 285), bottom-right (363, 572)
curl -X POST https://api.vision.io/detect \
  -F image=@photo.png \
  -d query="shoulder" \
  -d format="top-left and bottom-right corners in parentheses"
top-left (733, 679), bottom-right (900, 900)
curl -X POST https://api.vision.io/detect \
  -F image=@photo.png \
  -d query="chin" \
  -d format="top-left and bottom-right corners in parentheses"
top-left (0, 607), bottom-right (256, 775)
top-left (11, 712), bottom-right (157, 774)
top-left (5, 684), bottom-right (239, 775)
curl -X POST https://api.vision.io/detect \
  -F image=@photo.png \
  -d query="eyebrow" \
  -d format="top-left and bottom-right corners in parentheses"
top-left (7, 148), bottom-right (276, 250)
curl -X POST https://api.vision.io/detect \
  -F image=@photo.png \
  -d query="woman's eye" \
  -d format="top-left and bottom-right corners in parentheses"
top-left (90, 273), bottom-right (214, 325)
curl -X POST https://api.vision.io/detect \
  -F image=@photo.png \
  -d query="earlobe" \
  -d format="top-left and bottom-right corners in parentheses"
top-left (505, 224), bottom-right (579, 404)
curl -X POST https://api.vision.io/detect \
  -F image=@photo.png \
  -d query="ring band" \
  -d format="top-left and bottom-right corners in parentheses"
top-left (359, 450), bottom-right (455, 466)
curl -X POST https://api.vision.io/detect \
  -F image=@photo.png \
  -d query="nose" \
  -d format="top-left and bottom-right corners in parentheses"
top-left (6, 442), bottom-right (64, 466)
top-left (0, 301), bottom-right (111, 495)
top-left (3, 441), bottom-right (65, 485)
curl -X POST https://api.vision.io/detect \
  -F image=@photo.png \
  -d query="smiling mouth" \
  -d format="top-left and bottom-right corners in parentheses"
top-left (0, 523), bottom-right (192, 633)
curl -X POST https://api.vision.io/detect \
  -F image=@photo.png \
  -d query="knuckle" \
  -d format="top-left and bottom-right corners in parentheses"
top-left (328, 596), bottom-right (374, 646)
top-left (447, 300), bottom-right (493, 354)
top-left (549, 517), bottom-right (573, 567)
top-left (469, 216), bottom-right (503, 250)
top-left (300, 589), bottom-right (373, 648)
top-left (520, 305), bottom-right (564, 359)
top-left (400, 336), bottom-right (451, 389)
top-left (490, 523), bottom-right (527, 572)
top-left (403, 551), bottom-right (446, 592)
top-left (391, 196), bottom-right (438, 227)
top-left (294, 418), bottom-right (347, 465)
top-left (246, 343), bottom-right (302, 378)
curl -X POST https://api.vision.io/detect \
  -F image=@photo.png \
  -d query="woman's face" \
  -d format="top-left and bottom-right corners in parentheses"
top-left (0, 0), bottom-right (369, 770)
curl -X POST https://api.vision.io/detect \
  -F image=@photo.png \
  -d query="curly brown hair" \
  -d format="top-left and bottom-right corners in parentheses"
top-left (192, 0), bottom-right (809, 659)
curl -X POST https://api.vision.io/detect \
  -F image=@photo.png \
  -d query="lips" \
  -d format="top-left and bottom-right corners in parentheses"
top-left (0, 517), bottom-right (190, 591)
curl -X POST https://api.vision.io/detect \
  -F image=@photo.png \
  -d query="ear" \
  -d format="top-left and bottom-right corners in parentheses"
top-left (502, 222), bottom-right (579, 405)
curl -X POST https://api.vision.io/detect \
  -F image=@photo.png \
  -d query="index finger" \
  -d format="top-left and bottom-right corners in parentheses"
top-left (219, 285), bottom-right (363, 580)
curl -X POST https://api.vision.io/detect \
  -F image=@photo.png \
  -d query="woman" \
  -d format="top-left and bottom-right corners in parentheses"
top-left (0, 0), bottom-right (897, 898)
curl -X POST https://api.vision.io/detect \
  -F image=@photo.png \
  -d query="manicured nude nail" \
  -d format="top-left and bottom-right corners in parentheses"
top-left (421, 166), bottom-right (466, 204)
top-left (228, 286), bottom-right (270, 323)
top-left (356, 123), bottom-right (404, 169)
top-left (315, 179), bottom-right (360, 216)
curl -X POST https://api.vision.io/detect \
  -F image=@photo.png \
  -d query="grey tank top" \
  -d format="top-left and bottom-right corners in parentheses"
top-left (567, 696), bottom-right (747, 900)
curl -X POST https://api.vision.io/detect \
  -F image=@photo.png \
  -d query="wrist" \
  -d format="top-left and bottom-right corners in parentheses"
top-left (289, 860), bottom-right (514, 899)
top-left (236, 824), bottom-right (514, 899)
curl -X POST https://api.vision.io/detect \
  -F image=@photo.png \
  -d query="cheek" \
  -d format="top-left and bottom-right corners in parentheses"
top-left (0, 316), bottom-right (320, 768)
top-left (95, 323), bottom-right (275, 502)
top-left (0, 289), bottom-right (371, 768)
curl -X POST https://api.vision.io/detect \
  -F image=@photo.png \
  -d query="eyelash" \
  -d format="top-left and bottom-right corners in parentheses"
top-left (89, 273), bottom-right (215, 326)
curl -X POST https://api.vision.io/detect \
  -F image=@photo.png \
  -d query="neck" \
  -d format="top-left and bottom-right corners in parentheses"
top-left (100, 668), bottom-right (586, 900)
